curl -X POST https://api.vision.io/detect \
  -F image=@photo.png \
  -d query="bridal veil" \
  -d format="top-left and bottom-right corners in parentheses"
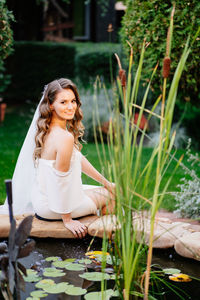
top-left (0, 89), bottom-right (45, 215)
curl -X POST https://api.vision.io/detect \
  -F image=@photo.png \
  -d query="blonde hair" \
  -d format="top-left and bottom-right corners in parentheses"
top-left (34, 78), bottom-right (84, 161)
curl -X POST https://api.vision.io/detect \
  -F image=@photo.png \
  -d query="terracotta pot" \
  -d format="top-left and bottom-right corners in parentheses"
top-left (0, 103), bottom-right (7, 122)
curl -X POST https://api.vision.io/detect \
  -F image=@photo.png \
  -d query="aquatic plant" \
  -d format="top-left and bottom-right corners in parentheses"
top-left (0, 180), bottom-right (35, 300)
top-left (92, 5), bottom-right (194, 299)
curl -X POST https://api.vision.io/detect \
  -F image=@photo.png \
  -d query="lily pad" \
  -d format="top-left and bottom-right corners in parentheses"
top-left (84, 289), bottom-right (114, 300)
top-left (163, 268), bottom-right (181, 275)
top-left (26, 269), bottom-right (38, 275)
top-left (79, 272), bottom-right (110, 281)
top-left (79, 259), bottom-right (92, 265)
top-left (43, 268), bottom-right (57, 273)
top-left (65, 258), bottom-right (76, 263)
top-left (45, 256), bottom-right (60, 262)
top-left (65, 263), bottom-right (85, 271)
top-left (30, 290), bottom-right (48, 298)
top-left (52, 259), bottom-right (75, 268)
top-left (23, 274), bottom-right (42, 283)
top-left (43, 271), bottom-right (65, 278)
top-left (35, 279), bottom-right (55, 289)
top-left (65, 285), bottom-right (87, 296)
top-left (43, 282), bottom-right (69, 294)
top-left (26, 297), bottom-right (40, 300)
top-left (43, 268), bottom-right (65, 277)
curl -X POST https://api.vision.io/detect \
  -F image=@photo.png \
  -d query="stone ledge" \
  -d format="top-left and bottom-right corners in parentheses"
top-left (174, 232), bottom-right (200, 261)
top-left (1, 212), bottom-right (200, 261)
top-left (0, 214), bottom-right (99, 239)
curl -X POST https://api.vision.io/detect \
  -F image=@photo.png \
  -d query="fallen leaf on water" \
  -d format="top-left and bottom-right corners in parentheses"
top-left (169, 273), bottom-right (192, 282)
top-left (85, 251), bottom-right (109, 256)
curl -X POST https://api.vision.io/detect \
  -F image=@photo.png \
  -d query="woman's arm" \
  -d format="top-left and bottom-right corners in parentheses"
top-left (81, 154), bottom-right (109, 186)
top-left (81, 155), bottom-right (115, 194)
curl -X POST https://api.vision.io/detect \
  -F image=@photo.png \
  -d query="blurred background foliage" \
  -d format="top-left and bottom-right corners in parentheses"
top-left (0, 0), bottom-right (200, 149)
top-left (0, 0), bottom-right (14, 95)
top-left (120, 0), bottom-right (200, 148)
top-left (4, 41), bottom-right (121, 101)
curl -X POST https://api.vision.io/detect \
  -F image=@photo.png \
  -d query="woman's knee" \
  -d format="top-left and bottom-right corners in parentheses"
top-left (84, 187), bottom-right (112, 209)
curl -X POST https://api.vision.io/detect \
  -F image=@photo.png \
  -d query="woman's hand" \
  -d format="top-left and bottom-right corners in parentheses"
top-left (104, 181), bottom-right (116, 196)
top-left (63, 219), bottom-right (88, 238)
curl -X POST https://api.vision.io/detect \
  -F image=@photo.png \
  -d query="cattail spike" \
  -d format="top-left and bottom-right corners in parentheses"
top-left (162, 56), bottom-right (171, 78)
top-left (119, 69), bottom-right (126, 87)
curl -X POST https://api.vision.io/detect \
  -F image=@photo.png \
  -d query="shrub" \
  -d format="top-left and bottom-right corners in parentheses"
top-left (4, 42), bottom-right (122, 101)
top-left (80, 87), bottom-right (114, 142)
top-left (0, 0), bottom-right (14, 95)
top-left (120, 0), bottom-right (200, 104)
top-left (174, 140), bottom-right (200, 219)
top-left (174, 99), bottom-right (200, 149)
top-left (74, 42), bottom-right (122, 86)
top-left (4, 41), bottom-right (76, 101)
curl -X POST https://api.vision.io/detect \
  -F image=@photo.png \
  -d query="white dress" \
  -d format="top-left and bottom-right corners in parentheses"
top-left (31, 147), bottom-right (98, 219)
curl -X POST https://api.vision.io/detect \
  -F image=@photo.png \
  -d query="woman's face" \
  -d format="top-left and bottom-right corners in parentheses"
top-left (50, 88), bottom-right (77, 121)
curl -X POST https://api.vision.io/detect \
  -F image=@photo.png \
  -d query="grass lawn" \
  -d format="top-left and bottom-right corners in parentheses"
top-left (0, 103), bottom-right (199, 211)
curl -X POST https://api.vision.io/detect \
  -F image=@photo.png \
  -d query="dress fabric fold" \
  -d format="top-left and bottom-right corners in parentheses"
top-left (31, 147), bottom-right (98, 219)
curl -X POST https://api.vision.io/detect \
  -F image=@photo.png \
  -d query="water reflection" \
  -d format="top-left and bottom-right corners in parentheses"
top-left (1, 237), bottom-right (200, 299)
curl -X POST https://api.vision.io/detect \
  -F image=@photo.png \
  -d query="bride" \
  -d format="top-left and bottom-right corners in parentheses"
top-left (1, 78), bottom-right (115, 238)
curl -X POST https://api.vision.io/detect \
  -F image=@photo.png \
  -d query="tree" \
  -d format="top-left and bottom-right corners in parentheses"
top-left (120, 0), bottom-right (200, 103)
top-left (0, 0), bottom-right (14, 95)
top-left (120, 0), bottom-right (200, 148)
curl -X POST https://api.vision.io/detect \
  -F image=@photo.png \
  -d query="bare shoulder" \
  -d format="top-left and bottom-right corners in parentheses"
top-left (52, 128), bottom-right (74, 151)
top-left (53, 129), bottom-right (74, 172)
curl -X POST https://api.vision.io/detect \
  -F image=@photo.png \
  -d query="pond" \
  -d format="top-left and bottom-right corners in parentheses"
top-left (1, 236), bottom-right (200, 299)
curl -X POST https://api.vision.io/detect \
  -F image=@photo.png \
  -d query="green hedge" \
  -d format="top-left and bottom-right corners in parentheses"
top-left (4, 42), bottom-right (122, 101)
top-left (0, 0), bottom-right (14, 95)
top-left (4, 41), bottom-right (76, 101)
top-left (4, 41), bottom-right (121, 101)
top-left (120, 0), bottom-right (200, 104)
top-left (74, 42), bottom-right (122, 85)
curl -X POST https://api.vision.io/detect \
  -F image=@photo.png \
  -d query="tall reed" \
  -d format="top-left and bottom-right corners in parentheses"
top-left (93, 5), bottom-right (191, 299)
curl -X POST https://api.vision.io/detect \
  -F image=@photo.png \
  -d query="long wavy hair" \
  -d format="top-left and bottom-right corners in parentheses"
top-left (34, 78), bottom-right (84, 161)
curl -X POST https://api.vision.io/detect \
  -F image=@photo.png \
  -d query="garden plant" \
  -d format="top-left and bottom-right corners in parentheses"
top-left (1, 3), bottom-right (200, 300)
top-left (120, 0), bottom-right (200, 149)
top-left (0, 0), bottom-right (14, 95)
top-left (92, 5), bottom-right (198, 299)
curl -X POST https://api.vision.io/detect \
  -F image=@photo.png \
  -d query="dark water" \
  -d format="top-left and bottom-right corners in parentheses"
top-left (1, 237), bottom-right (200, 299)
top-left (152, 249), bottom-right (200, 300)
